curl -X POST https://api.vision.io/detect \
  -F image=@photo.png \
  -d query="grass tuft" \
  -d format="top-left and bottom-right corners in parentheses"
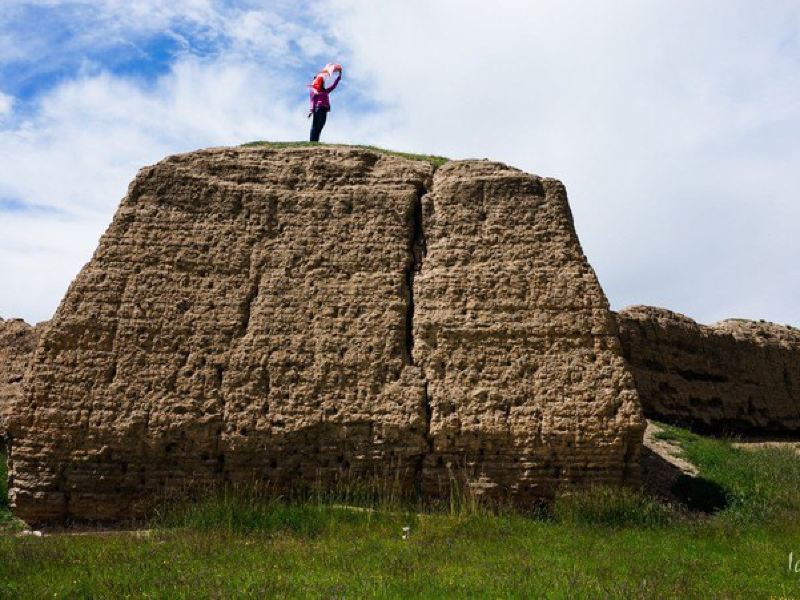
top-left (554, 485), bottom-right (676, 528)
top-left (152, 489), bottom-right (405, 537)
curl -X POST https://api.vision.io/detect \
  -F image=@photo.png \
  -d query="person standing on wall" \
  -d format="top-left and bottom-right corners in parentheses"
top-left (308, 65), bottom-right (342, 142)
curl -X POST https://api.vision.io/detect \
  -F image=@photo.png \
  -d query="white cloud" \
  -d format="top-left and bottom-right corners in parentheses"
top-left (0, 212), bottom-right (102, 325)
top-left (1, 1), bottom-right (331, 67)
top-left (0, 53), bottom-right (382, 323)
top-left (318, 0), bottom-right (800, 325)
top-left (0, 62), bottom-right (295, 322)
top-left (0, 91), bottom-right (12, 117)
top-left (2, 0), bottom-right (800, 328)
top-left (0, 1), bottom-right (347, 323)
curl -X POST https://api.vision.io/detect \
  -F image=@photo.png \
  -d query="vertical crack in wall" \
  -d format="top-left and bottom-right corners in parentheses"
top-left (407, 177), bottom-right (434, 495)
top-left (404, 184), bottom-right (427, 366)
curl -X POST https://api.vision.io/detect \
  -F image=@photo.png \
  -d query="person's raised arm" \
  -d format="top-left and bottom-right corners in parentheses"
top-left (325, 72), bottom-right (342, 93)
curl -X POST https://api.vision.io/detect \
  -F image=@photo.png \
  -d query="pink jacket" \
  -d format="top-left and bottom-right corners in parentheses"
top-left (309, 75), bottom-right (341, 111)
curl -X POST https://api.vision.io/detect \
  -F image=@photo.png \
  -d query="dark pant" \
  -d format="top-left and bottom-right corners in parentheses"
top-left (310, 108), bottom-right (328, 142)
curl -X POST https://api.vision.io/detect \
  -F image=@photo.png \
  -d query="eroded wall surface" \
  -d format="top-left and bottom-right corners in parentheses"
top-left (8, 146), bottom-right (644, 523)
top-left (415, 162), bottom-right (644, 500)
top-left (0, 318), bottom-right (41, 440)
top-left (617, 305), bottom-right (800, 432)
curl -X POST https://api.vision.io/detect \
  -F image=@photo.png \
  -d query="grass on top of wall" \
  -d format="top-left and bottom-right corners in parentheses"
top-left (240, 140), bottom-right (450, 167)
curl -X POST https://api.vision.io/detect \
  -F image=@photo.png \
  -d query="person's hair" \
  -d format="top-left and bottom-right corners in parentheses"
top-left (312, 76), bottom-right (325, 91)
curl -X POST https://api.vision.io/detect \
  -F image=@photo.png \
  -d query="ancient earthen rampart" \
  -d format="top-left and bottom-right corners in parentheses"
top-left (617, 305), bottom-right (800, 433)
top-left (6, 146), bottom-right (644, 523)
top-left (0, 318), bottom-right (41, 442)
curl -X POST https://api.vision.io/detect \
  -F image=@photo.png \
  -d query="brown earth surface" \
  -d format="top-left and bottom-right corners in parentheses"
top-left (639, 420), bottom-right (698, 502)
top-left (617, 306), bottom-right (800, 433)
top-left (0, 317), bottom-right (42, 440)
top-left (6, 145), bottom-right (644, 524)
top-left (730, 438), bottom-right (800, 453)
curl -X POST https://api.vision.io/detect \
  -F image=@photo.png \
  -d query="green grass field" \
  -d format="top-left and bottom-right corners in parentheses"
top-left (2, 425), bottom-right (800, 598)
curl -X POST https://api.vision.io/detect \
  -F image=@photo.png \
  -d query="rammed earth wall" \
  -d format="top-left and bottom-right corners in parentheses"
top-left (7, 146), bottom-right (644, 524)
top-left (0, 318), bottom-right (41, 443)
top-left (617, 306), bottom-right (800, 433)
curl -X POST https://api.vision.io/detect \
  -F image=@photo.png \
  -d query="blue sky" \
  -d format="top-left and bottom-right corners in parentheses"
top-left (1, 0), bottom-right (799, 325)
top-left (0, 2), bottom-right (341, 110)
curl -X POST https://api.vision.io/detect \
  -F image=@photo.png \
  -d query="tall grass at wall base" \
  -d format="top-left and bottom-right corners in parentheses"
top-left (554, 485), bottom-right (677, 528)
top-left (150, 477), bottom-right (676, 536)
top-left (3, 426), bottom-right (800, 596)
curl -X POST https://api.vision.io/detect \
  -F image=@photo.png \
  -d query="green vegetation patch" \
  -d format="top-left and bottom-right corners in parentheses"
top-left (655, 422), bottom-right (800, 524)
top-left (2, 426), bottom-right (800, 597)
top-left (553, 485), bottom-right (675, 528)
top-left (240, 140), bottom-right (450, 167)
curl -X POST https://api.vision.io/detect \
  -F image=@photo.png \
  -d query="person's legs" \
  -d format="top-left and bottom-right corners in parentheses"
top-left (309, 110), bottom-right (319, 141)
top-left (319, 109), bottom-right (327, 139)
top-left (310, 109), bottom-right (327, 142)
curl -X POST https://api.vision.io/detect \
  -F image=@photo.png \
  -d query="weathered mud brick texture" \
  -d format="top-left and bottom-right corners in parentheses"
top-left (7, 146), bottom-right (645, 523)
top-left (8, 146), bottom-right (432, 523)
top-left (617, 305), bottom-right (800, 433)
top-left (414, 161), bottom-right (644, 502)
top-left (0, 318), bottom-right (42, 440)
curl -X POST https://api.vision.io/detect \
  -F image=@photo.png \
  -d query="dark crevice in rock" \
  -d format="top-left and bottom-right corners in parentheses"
top-left (407, 176), bottom-right (434, 494)
top-left (238, 254), bottom-right (263, 339)
top-left (674, 368), bottom-right (729, 384)
top-left (403, 183), bottom-right (427, 366)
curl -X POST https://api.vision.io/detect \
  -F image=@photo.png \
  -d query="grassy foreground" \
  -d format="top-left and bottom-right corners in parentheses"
top-left (2, 426), bottom-right (800, 598)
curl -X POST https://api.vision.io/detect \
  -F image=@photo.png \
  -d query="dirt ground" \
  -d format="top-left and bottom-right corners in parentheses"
top-left (640, 420), bottom-right (699, 501)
